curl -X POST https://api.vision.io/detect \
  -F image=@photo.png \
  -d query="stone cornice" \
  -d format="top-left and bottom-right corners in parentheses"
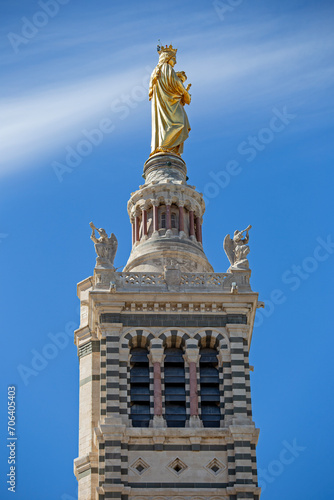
top-left (127, 182), bottom-right (205, 215)
top-left (228, 425), bottom-right (260, 444)
top-left (98, 485), bottom-right (131, 495)
top-left (74, 325), bottom-right (97, 348)
top-left (225, 324), bottom-right (250, 336)
top-left (73, 452), bottom-right (98, 479)
top-left (103, 426), bottom-right (260, 443)
top-left (227, 485), bottom-right (261, 495)
top-left (77, 276), bottom-right (93, 299)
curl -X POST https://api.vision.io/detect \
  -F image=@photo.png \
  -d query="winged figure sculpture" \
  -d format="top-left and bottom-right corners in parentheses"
top-left (223, 225), bottom-right (252, 271)
top-left (90, 222), bottom-right (118, 269)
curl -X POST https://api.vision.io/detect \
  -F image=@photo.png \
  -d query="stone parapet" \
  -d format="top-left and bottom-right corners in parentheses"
top-left (92, 269), bottom-right (252, 293)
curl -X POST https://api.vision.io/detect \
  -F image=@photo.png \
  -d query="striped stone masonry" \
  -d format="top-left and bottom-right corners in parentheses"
top-left (226, 325), bottom-right (252, 426)
top-left (74, 271), bottom-right (261, 500)
top-left (74, 329), bottom-right (100, 500)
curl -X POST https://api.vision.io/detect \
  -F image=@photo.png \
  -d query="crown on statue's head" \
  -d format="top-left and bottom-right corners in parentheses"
top-left (157, 44), bottom-right (177, 57)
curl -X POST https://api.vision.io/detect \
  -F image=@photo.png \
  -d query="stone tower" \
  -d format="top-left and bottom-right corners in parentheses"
top-left (74, 45), bottom-right (261, 500)
top-left (74, 151), bottom-right (262, 500)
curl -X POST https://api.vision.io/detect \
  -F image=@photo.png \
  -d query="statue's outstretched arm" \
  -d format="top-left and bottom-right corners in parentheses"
top-left (90, 230), bottom-right (99, 244)
top-left (240, 225), bottom-right (252, 234)
top-left (244, 225), bottom-right (252, 244)
top-left (89, 222), bottom-right (99, 243)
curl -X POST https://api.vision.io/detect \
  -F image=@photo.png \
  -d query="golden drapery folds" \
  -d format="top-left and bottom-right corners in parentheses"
top-left (149, 46), bottom-right (191, 156)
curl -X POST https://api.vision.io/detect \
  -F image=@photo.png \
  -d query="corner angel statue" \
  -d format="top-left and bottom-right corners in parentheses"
top-left (90, 222), bottom-right (118, 269)
top-left (223, 225), bottom-right (252, 270)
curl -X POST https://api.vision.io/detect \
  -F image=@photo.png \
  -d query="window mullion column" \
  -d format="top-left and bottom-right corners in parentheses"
top-left (149, 339), bottom-right (166, 427)
top-left (184, 339), bottom-right (202, 428)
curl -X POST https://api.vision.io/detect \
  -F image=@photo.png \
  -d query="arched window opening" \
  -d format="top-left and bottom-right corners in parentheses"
top-left (164, 347), bottom-right (186, 427)
top-left (171, 213), bottom-right (177, 229)
top-left (200, 347), bottom-right (220, 427)
top-left (160, 212), bottom-right (166, 229)
top-left (130, 347), bottom-right (151, 427)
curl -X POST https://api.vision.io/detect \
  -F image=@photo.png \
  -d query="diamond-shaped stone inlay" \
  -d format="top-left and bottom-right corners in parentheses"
top-left (206, 458), bottom-right (226, 476)
top-left (130, 458), bottom-right (150, 476)
top-left (167, 457), bottom-right (188, 476)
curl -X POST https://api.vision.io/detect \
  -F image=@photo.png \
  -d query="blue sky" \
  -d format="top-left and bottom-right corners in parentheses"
top-left (1, 0), bottom-right (334, 498)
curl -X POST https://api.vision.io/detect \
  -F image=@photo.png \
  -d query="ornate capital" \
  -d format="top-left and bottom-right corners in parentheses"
top-left (134, 205), bottom-right (141, 216)
top-left (184, 340), bottom-right (200, 364)
top-left (149, 339), bottom-right (165, 364)
top-left (130, 207), bottom-right (138, 218)
top-left (140, 200), bottom-right (150, 211)
top-left (218, 350), bottom-right (231, 367)
top-left (149, 350), bottom-right (165, 365)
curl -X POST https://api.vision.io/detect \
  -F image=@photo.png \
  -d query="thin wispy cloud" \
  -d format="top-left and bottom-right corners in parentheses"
top-left (1, 7), bottom-right (333, 177)
top-left (0, 66), bottom-right (153, 175)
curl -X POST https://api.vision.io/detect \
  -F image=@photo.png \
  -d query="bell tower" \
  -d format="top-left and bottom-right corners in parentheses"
top-left (73, 47), bottom-right (262, 500)
top-left (125, 153), bottom-right (212, 273)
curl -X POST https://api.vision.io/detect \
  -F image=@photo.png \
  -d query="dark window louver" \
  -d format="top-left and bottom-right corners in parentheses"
top-left (130, 348), bottom-right (151, 427)
top-left (200, 348), bottom-right (221, 427)
top-left (164, 348), bottom-right (186, 428)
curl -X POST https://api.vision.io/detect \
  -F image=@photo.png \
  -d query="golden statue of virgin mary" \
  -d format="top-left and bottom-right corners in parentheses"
top-left (149, 45), bottom-right (191, 156)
